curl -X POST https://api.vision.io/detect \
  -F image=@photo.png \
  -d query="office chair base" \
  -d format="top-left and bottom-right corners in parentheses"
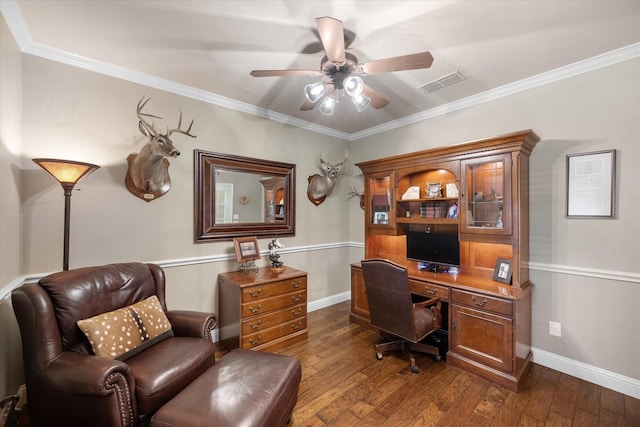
top-left (374, 339), bottom-right (440, 373)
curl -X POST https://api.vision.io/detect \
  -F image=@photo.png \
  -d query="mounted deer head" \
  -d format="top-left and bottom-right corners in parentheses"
top-left (125, 96), bottom-right (196, 201)
top-left (307, 150), bottom-right (349, 206)
top-left (348, 187), bottom-right (365, 210)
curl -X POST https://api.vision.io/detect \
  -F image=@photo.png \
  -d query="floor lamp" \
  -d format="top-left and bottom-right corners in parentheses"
top-left (32, 158), bottom-right (100, 271)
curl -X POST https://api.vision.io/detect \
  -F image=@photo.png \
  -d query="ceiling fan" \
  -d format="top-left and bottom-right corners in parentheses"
top-left (250, 16), bottom-right (434, 115)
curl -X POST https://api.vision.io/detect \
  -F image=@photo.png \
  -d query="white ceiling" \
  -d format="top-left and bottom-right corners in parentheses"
top-left (3, 0), bottom-right (640, 139)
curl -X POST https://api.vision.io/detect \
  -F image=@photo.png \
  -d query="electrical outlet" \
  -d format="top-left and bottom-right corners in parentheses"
top-left (549, 321), bottom-right (562, 337)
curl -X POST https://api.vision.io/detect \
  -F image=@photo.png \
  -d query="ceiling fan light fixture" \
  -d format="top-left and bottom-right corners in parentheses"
top-left (344, 76), bottom-right (364, 96)
top-left (319, 94), bottom-right (336, 116)
top-left (304, 81), bottom-right (327, 103)
top-left (352, 93), bottom-right (370, 112)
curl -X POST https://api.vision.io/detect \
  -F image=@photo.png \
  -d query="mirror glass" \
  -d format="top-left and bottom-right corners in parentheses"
top-left (195, 150), bottom-right (295, 241)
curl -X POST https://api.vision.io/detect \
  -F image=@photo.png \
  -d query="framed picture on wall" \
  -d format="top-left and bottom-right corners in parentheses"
top-left (492, 258), bottom-right (512, 284)
top-left (566, 150), bottom-right (616, 218)
top-left (233, 236), bottom-right (261, 263)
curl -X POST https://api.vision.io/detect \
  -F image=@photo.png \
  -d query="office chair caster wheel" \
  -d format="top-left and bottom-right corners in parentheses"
top-left (410, 365), bottom-right (419, 374)
top-left (375, 352), bottom-right (383, 360)
top-left (433, 354), bottom-right (442, 362)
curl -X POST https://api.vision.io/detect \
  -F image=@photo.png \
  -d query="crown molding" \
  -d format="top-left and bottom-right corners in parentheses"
top-left (3, 0), bottom-right (640, 142)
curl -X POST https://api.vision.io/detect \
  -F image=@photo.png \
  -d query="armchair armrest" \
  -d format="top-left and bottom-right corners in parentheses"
top-left (166, 310), bottom-right (217, 341)
top-left (413, 297), bottom-right (442, 330)
top-left (44, 352), bottom-right (131, 396)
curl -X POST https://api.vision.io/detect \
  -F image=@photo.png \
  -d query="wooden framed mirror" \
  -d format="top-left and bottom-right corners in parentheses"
top-left (194, 150), bottom-right (296, 241)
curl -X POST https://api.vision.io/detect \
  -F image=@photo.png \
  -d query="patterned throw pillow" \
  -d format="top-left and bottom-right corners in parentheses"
top-left (77, 295), bottom-right (173, 361)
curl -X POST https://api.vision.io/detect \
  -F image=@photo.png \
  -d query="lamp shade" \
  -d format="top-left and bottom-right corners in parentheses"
top-left (319, 94), bottom-right (336, 116)
top-left (304, 82), bottom-right (327, 104)
top-left (352, 93), bottom-right (371, 112)
top-left (32, 158), bottom-right (100, 185)
top-left (344, 76), bottom-right (364, 97)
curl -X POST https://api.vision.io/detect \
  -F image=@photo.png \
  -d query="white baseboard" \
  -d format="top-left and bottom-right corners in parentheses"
top-left (532, 347), bottom-right (640, 399)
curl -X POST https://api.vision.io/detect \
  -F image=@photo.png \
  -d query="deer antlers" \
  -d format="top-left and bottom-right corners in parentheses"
top-left (136, 96), bottom-right (196, 139)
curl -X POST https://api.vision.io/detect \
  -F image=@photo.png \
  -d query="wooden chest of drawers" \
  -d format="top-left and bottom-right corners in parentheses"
top-left (218, 266), bottom-right (308, 351)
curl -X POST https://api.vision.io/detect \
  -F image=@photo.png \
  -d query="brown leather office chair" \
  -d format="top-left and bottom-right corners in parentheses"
top-left (361, 258), bottom-right (442, 373)
top-left (12, 262), bottom-right (217, 427)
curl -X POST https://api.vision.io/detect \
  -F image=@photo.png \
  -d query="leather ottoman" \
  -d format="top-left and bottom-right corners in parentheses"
top-left (150, 349), bottom-right (302, 427)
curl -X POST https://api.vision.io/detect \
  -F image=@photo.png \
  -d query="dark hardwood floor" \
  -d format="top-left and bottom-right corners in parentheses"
top-left (253, 301), bottom-right (640, 426)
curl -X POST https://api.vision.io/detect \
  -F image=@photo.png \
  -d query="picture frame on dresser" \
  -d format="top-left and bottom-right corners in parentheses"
top-left (492, 258), bottom-right (513, 284)
top-left (233, 236), bottom-right (260, 263)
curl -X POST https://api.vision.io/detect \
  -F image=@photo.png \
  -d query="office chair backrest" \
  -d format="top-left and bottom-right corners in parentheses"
top-left (361, 258), bottom-right (416, 342)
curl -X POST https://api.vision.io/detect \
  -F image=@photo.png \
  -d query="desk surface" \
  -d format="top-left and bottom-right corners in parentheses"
top-left (354, 256), bottom-right (529, 300)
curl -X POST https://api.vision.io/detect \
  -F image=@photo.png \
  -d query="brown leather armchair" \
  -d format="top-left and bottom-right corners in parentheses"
top-left (11, 262), bottom-right (217, 427)
top-left (361, 258), bottom-right (442, 373)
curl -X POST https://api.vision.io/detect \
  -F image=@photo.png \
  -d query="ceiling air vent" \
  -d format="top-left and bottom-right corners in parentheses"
top-left (418, 71), bottom-right (465, 94)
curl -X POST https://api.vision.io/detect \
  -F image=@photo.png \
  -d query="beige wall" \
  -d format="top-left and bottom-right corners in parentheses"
top-left (2, 16), bottom-right (639, 399)
top-left (0, 14), bottom-right (25, 398)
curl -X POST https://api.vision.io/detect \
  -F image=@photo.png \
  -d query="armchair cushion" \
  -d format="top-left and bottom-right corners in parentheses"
top-left (77, 295), bottom-right (174, 361)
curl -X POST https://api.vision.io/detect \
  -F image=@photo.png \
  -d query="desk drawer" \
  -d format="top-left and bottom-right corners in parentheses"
top-left (241, 303), bottom-right (306, 335)
top-left (242, 291), bottom-right (306, 317)
top-left (242, 276), bottom-right (307, 302)
top-left (451, 289), bottom-right (512, 317)
top-left (408, 280), bottom-right (449, 302)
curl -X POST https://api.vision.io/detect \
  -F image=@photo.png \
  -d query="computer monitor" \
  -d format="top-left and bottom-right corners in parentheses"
top-left (406, 231), bottom-right (460, 273)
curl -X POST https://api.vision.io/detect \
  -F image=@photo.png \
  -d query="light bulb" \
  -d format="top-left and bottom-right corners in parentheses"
top-left (352, 93), bottom-right (371, 112)
top-left (304, 82), bottom-right (326, 103)
top-left (344, 76), bottom-right (364, 96)
top-left (319, 95), bottom-right (336, 116)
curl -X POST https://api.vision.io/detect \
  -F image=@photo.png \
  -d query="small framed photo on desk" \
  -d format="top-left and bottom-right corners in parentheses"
top-left (492, 258), bottom-right (512, 284)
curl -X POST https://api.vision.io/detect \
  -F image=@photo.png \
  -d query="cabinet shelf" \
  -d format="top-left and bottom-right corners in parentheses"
top-left (398, 197), bottom-right (458, 203)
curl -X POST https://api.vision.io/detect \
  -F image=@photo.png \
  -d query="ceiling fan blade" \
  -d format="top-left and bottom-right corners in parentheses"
top-left (358, 51), bottom-right (434, 75)
top-left (300, 99), bottom-right (317, 111)
top-left (250, 69), bottom-right (323, 77)
top-left (363, 84), bottom-right (390, 109)
top-left (316, 16), bottom-right (346, 66)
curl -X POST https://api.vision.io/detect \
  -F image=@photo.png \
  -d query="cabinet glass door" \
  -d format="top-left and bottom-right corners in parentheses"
top-left (367, 172), bottom-right (394, 229)
top-left (461, 154), bottom-right (511, 235)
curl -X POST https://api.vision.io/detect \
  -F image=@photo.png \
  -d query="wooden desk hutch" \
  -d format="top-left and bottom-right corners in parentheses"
top-left (351, 130), bottom-right (539, 391)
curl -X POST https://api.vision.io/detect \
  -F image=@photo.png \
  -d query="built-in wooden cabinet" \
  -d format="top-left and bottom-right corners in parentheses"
top-left (352, 130), bottom-right (539, 391)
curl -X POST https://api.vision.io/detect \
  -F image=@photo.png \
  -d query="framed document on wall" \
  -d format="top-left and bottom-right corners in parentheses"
top-left (566, 150), bottom-right (616, 218)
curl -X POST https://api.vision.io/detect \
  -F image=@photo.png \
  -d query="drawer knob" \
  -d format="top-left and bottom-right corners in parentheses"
top-left (424, 287), bottom-right (437, 295)
top-left (470, 295), bottom-right (488, 307)
top-left (291, 308), bottom-right (302, 316)
top-left (248, 304), bottom-right (262, 313)
top-left (248, 289), bottom-right (262, 298)
top-left (249, 320), bottom-right (262, 330)
top-left (291, 295), bottom-right (302, 303)
top-left (291, 322), bottom-right (303, 331)
top-left (249, 335), bottom-right (262, 346)
top-left (291, 281), bottom-right (302, 288)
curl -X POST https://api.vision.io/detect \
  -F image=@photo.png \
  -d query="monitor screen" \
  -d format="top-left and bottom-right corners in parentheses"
top-left (406, 231), bottom-right (460, 268)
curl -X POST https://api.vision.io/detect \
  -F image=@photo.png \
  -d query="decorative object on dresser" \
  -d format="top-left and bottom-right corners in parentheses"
top-left (307, 150), bottom-right (349, 205)
top-left (426, 182), bottom-right (442, 198)
top-left (32, 158), bottom-right (100, 271)
top-left (233, 236), bottom-right (260, 273)
top-left (352, 129), bottom-right (539, 392)
top-left (268, 237), bottom-right (286, 273)
top-left (218, 267), bottom-right (308, 351)
top-left (126, 96), bottom-right (196, 202)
